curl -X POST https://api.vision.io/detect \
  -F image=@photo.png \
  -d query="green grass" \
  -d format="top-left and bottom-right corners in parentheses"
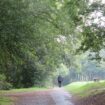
top-left (0, 87), bottom-right (47, 94)
top-left (0, 97), bottom-right (13, 105)
top-left (65, 80), bottom-right (105, 97)
top-left (0, 87), bottom-right (47, 105)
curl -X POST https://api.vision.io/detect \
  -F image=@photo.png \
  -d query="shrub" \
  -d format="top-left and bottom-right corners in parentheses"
top-left (0, 74), bottom-right (12, 90)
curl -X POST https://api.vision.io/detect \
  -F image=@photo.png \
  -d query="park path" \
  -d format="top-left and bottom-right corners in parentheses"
top-left (51, 88), bottom-right (74, 105)
top-left (8, 88), bottom-right (74, 105)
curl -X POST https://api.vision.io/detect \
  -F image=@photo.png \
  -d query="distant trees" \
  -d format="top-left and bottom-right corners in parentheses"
top-left (63, 57), bottom-right (105, 85)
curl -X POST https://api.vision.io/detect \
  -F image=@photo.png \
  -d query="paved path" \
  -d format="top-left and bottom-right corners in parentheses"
top-left (9, 88), bottom-right (74, 105)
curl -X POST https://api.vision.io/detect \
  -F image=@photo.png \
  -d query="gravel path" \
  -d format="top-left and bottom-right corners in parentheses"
top-left (51, 88), bottom-right (74, 105)
top-left (9, 88), bottom-right (74, 105)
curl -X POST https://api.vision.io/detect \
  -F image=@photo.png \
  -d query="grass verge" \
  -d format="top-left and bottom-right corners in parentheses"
top-left (0, 87), bottom-right (47, 94)
top-left (65, 81), bottom-right (105, 98)
top-left (0, 97), bottom-right (13, 105)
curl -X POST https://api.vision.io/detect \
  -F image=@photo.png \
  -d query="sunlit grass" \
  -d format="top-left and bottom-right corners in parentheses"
top-left (0, 87), bottom-right (47, 94)
top-left (65, 80), bottom-right (105, 97)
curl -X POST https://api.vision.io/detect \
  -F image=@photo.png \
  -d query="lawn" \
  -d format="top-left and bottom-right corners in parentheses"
top-left (65, 80), bottom-right (105, 97)
top-left (0, 87), bottom-right (47, 105)
top-left (0, 87), bottom-right (47, 94)
top-left (0, 97), bottom-right (13, 105)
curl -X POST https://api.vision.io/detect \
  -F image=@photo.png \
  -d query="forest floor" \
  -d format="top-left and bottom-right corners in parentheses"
top-left (4, 88), bottom-right (74, 105)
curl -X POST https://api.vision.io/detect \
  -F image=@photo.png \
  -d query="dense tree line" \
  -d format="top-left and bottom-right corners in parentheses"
top-left (63, 58), bottom-right (105, 85)
top-left (0, 0), bottom-right (104, 89)
top-left (0, 0), bottom-right (86, 88)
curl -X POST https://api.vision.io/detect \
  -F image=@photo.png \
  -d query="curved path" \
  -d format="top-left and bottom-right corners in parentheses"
top-left (9, 88), bottom-right (74, 105)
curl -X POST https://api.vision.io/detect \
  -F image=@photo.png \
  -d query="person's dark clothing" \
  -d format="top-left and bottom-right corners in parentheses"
top-left (57, 75), bottom-right (63, 87)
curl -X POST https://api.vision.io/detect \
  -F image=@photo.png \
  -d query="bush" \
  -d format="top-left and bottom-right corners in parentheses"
top-left (0, 74), bottom-right (12, 90)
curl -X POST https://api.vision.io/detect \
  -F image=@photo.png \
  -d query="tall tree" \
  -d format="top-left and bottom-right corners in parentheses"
top-left (0, 0), bottom-right (88, 88)
top-left (78, 1), bottom-right (105, 56)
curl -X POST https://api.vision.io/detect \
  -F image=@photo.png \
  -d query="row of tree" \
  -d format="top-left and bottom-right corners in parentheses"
top-left (0, 0), bottom-right (85, 88)
top-left (0, 0), bottom-right (105, 88)
top-left (63, 54), bottom-right (105, 85)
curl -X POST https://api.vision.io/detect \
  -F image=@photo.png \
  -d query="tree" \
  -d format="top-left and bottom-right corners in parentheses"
top-left (78, 0), bottom-right (105, 58)
top-left (0, 0), bottom-right (89, 88)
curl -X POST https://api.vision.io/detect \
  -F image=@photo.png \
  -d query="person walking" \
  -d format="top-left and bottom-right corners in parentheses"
top-left (57, 75), bottom-right (63, 87)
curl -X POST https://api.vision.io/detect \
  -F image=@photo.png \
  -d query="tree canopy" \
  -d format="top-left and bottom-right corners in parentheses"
top-left (0, 0), bottom-right (105, 88)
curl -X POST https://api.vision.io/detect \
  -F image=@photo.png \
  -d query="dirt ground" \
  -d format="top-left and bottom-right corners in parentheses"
top-left (6, 88), bottom-right (105, 105)
top-left (7, 88), bottom-right (74, 105)
top-left (73, 92), bottom-right (105, 105)
top-left (8, 90), bottom-right (55, 105)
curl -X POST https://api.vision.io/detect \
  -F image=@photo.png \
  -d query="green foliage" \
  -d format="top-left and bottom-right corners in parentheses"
top-left (0, 0), bottom-right (91, 88)
top-left (63, 53), bottom-right (105, 86)
top-left (78, 1), bottom-right (105, 57)
top-left (0, 0), bottom-right (60, 88)
top-left (0, 74), bottom-right (12, 90)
